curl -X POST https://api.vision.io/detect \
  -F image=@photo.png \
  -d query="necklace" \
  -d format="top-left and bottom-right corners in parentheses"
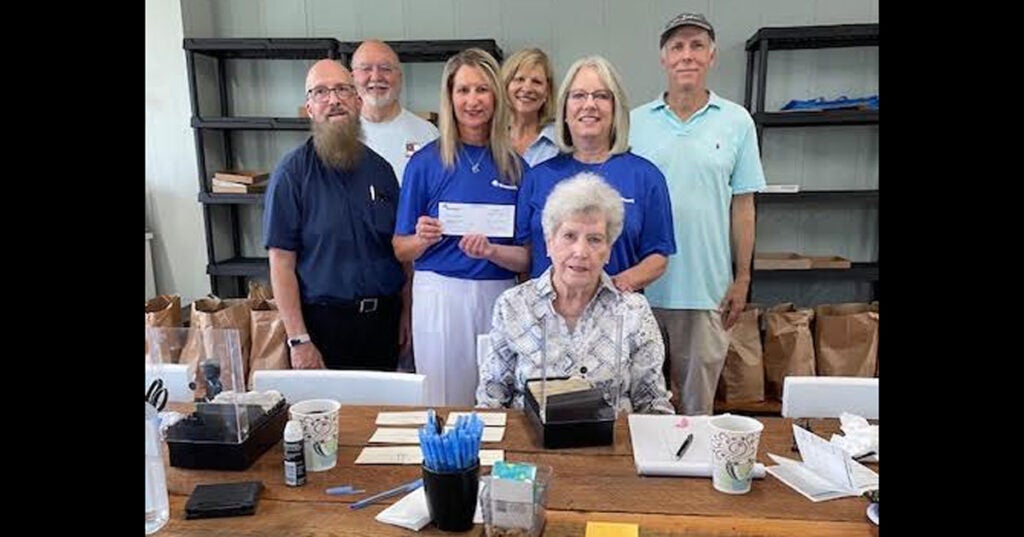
top-left (461, 146), bottom-right (488, 174)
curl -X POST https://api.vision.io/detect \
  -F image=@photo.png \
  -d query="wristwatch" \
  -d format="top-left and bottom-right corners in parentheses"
top-left (287, 333), bottom-right (312, 349)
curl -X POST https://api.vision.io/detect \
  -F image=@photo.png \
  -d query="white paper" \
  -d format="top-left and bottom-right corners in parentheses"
top-left (447, 411), bottom-right (507, 427)
top-left (438, 202), bottom-right (515, 237)
top-left (764, 425), bottom-right (879, 502)
top-left (356, 446), bottom-right (504, 466)
top-left (627, 414), bottom-right (766, 478)
top-left (445, 426), bottom-right (506, 443)
top-left (375, 483), bottom-right (484, 531)
top-left (369, 426), bottom-right (506, 444)
top-left (369, 428), bottom-right (423, 444)
top-left (376, 411), bottom-right (428, 425)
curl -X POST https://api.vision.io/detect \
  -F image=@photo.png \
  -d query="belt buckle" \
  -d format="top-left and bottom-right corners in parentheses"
top-left (359, 298), bottom-right (378, 313)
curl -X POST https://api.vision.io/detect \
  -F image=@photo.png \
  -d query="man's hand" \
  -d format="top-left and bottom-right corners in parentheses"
top-left (290, 343), bottom-right (326, 369)
top-left (415, 216), bottom-right (443, 246)
top-left (611, 273), bottom-right (635, 293)
top-left (398, 305), bottom-right (412, 355)
top-left (719, 278), bottom-right (750, 330)
top-left (459, 234), bottom-right (495, 259)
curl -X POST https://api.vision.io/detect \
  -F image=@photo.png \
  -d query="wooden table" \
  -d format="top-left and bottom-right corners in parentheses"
top-left (160, 405), bottom-right (878, 536)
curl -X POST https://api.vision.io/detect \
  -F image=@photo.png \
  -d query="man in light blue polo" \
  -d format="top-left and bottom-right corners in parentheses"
top-left (630, 13), bottom-right (766, 415)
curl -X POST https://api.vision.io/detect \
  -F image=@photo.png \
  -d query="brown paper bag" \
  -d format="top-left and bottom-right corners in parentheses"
top-left (248, 280), bottom-right (274, 301)
top-left (716, 305), bottom-right (765, 403)
top-left (180, 297), bottom-right (253, 399)
top-left (763, 303), bottom-right (816, 400)
top-left (814, 302), bottom-right (879, 377)
top-left (248, 298), bottom-right (289, 389)
top-left (145, 294), bottom-right (181, 362)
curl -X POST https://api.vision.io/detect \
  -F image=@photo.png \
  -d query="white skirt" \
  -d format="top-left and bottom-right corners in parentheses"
top-left (412, 270), bottom-right (515, 406)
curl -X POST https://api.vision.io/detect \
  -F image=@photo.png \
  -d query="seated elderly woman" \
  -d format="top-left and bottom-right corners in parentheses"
top-left (475, 172), bottom-right (674, 414)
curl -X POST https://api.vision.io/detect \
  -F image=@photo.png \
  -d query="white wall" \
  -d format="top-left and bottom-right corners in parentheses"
top-left (150, 0), bottom-right (879, 305)
top-left (146, 0), bottom-right (211, 303)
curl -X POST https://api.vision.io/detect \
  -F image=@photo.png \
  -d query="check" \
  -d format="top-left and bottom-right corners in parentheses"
top-left (438, 202), bottom-right (515, 238)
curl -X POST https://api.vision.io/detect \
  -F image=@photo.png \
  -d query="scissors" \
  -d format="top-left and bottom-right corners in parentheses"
top-left (147, 379), bottom-right (168, 411)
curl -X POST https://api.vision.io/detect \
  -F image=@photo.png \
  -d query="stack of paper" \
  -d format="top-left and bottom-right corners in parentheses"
top-left (355, 446), bottom-right (504, 466)
top-left (766, 425), bottom-right (879, 502)
top-left (627, 414), bottom-right (766, 478)
top-left (368, 426), bottom-right (505, 444)
top-left (375, 483), bottom-right (484, 531)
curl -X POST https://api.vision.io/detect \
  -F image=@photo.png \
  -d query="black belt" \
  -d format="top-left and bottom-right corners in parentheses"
top-left (308, 294), bottom-right (399, 313)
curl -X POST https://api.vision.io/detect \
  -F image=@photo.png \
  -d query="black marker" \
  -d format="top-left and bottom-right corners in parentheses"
top-left (675, 433), bottom-right (694, 460)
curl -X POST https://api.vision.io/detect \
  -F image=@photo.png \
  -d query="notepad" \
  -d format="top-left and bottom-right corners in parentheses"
top-left (447, 411), bottom-right (507, 427)
top-left (355, 446), bottom-right (505, 466)
top-left (765, 425), bottom-right (878, 502)
top-left (627, 414), bottom-right (767, 478)
top-left (368, 427), bottom-right (506, 444)
top-left (376, 411), bottom-right (428, 425)
top-left (585, 521), bottom-right (639, 537)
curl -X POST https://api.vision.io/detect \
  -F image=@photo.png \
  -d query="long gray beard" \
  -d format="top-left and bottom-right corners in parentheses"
top-left (312, 116), bottom-right (365, 171)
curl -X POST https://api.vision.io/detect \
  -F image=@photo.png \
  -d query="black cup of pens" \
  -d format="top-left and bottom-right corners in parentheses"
top-left (419, 410), bottom-right (485, 532)
top-left (423, 462), bottom-right (480, 531)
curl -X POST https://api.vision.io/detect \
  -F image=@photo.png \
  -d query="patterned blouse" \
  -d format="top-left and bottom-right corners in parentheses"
top-left (475, 267), bottom-right (674, 414)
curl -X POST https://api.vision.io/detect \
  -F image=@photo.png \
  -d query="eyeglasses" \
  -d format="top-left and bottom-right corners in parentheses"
top-left (307, 84), bottom-right (357, 102)
top-left (352, 63), bottom-right (396, 75)
top-left (568, 89), bottom-right (614, 103)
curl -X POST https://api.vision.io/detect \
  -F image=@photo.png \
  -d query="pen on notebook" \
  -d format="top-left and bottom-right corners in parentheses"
top-left (348, 478), bottom-right (424, 510)
top-left (674, 433), bottom-right (694, 460)
top-left (854, 450), bottom-right (877, 461)
top-left (369, 185), bottom-right (376, 201)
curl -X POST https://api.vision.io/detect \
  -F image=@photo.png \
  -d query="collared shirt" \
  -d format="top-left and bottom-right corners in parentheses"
top-left (515, 151), bottom-right (677, 279)
top-left (630, 90), bottom-right (766, 310)
top-left (361, 108), bottom-right (439, 186)
top-left (263, 139), bottom-right (405, 304)
top-left (476, 267), bottom-right (675, 414)
top-left (522, 123), bottom-right (560, 168)
top-left (395, 141), bottom-right (520, 280)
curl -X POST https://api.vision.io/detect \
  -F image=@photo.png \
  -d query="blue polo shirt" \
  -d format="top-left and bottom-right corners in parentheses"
top-left (395, 141), bottom-right (519, 280)
top-left (515, 151), bottom-right (677, 279)
top-left (262, 139), bottom-right (405, 304)
top-left (630, 91), bottom-right (766, 310)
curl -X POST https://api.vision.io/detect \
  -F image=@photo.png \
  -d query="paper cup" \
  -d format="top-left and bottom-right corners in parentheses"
top-left (708, 414), bottom-right (764, 494)
top-left (289, 399), bottom-right (341, 472)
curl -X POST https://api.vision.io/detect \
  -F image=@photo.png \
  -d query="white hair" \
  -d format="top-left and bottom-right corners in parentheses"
top-left (541, 172), bottom-right (624, 244)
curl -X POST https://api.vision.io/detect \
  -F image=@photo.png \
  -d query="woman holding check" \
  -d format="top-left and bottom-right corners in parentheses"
top-left (393, 48), bottom-right (525, 406)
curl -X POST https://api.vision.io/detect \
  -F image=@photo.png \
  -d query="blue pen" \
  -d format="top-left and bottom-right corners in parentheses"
top-left (348, 478), bottom-right (424, 510)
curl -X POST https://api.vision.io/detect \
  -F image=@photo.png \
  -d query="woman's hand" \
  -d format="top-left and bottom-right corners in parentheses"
top-left (415, 216), bottom-right (443, 245)
top-left (459, 234), bottom-right (495, 259)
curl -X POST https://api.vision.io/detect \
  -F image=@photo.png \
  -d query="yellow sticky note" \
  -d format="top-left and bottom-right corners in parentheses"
top-left (585, 521), bottom-right (640, 537)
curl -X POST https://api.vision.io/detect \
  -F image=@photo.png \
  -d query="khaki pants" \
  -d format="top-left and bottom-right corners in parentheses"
top-left (653, 308), bottom-right (729, 415)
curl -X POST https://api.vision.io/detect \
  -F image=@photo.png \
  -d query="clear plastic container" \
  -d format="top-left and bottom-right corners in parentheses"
top-left (146, 402), bottom-right (169, 533)
top-left (479, 464), bottom-right (553, 537)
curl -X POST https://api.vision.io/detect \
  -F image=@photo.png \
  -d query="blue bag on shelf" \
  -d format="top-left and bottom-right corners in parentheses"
top-left (780, 95), bottom-right (878, 112)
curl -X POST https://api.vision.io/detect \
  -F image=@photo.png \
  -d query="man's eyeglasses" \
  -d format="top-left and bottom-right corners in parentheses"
top-left (568, 90), bottom-right (614, 103)
top-left (307, 84), bottom-right (357, 102)
top-left (352, 63), bottom-right (396, 75)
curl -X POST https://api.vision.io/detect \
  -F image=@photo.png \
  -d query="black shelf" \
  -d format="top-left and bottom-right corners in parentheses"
top-left (199, 193), bottom-right (265, 205)
top-left (754, 110), bottom-right (877, 127)
top-left (757, 190), bottom-right (878, 203)
top-left (184, 38), bottom-right (340, 59)
top-left (339, 39), bottom-right (504, 62)
top-left (207, 257), bottom-right (269, 277)
top-left (745, 23), bottom-right (878, 51)
top-left (193, 117), bottom-right (311, 130)
top-left (754, 262), bottom-right (878, 282)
